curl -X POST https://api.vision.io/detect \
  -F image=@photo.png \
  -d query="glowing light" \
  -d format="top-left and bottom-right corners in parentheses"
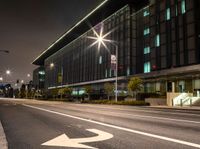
top-left (0, 77), bottom-right (3, 81)
top-left (27, 74), bottom-right (31, 77)
top-left (50, 63), bottom-right (54, 68)
top-left (87, 24), bottom-right (114, 52)
top-left (21, 80), bottom-right (24, 83)
top-left (6, 70), bottom-right (11, 75)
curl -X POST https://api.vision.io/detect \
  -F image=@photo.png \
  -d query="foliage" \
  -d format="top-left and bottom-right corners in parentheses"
top-left (104, 83), bottom-right (115, 100)
top-left (84, 85), bottom-right (93, 95)
top-left (58, 87), bottom-right (73, 99)
top-left (50, 88), bottom-right (58, 98)
top-left (64, 87), bottom-right (73, 96)
top-left (83, 85), bottom-right (93, 100)
top-left (127, 77), bottom-right (143, 97)
top-left (81, 99), bottom-right (149, 106)
top-left (20, 84), bottom-right (26, 98)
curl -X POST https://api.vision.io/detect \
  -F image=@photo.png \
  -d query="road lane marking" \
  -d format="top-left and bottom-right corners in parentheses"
top-left (24, 104), bottom-right (200, 148)
top-left (42, 129), bottom-right (113, 149)
top-left (99, 111), bottom-right (200, 124)
top-left (0, 121), bottom-right (8, 149)
top-left (55, 103), bottom-right (200, 117)
top-left (49, 105), bottom-right (200, 124)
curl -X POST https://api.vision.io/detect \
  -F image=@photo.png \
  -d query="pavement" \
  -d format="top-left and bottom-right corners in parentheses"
top-left (0, 98), bottom-right (200, 149)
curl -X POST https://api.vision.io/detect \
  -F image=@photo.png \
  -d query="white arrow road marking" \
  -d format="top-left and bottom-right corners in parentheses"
top-left (24, 104), bottom-right (200, 148)
top-left (42, 129), bottom-right (113, 149)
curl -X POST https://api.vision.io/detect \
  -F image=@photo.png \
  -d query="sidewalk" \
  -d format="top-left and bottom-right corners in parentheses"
top-left (0, 121), bottom-right (7, 149)
top-left (149, 105), bottom-right (200, 111)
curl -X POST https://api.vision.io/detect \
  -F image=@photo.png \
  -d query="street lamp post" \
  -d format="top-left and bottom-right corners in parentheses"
top-left (88, 26), bottom-right (119, 102)
top-left (115, 44), bottom-right (118, 102)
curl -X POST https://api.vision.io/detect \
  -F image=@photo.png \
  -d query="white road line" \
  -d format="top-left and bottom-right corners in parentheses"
top-left (24, 104), bottom-right (200, 148)
top-left (0, 121), bottom-right (8, 149)
top-left (63, 104), bottom-right (200, 117)
top-left (49, 105), bottom-right (200, 124)
top-left (102, 111), bottom-right (200, 124)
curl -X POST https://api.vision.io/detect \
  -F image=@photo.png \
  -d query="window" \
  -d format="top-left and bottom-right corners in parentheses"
top-left (143, 10), bottom-right (150, 17)
top-left (127, 67), bottom-right (130, 76)
top-left (144, 47), bottom-right (150, 54)
top-left (155, 34), bottom-right (160, 47)
top-left (181, 0), bottom-right (186, 14)
top-left (166, 8), bottom-right (171, 20)
top-left (105, 69), bottom-right (107, 78)
top-left (175, 5), bottom-right (178, 16)
top-left (99, 56), bottom-right (102, 64)
top-left (144, 28), bottom-right (150, 36)
top-left (144, 62), bottom-right (151, 73)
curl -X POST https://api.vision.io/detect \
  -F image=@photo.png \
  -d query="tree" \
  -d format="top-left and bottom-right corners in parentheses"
top-left (58, 88), bottom-right (65, 100)
top-left (50, 88), bottom-right (58, 99)
top-left (127, 77), bottom-right (143, 98)
top-left (84, 85), bottom-right (93, 100)
top-left (64, 87), bottom-right (73, 98)
top-left (20, 84), bottom-right (26, 98)
top-left (104, 83), bottom-right (114, 100)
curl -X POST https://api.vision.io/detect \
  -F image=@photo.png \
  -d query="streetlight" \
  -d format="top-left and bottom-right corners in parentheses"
top-left (21, 80), bottom-right (24, 84)
top-left (50, 63), bottom-right (54, 68)
top-left (6, 70), bottom-right (11, 75)
top-left (88, 26), bottom-right (119, 102)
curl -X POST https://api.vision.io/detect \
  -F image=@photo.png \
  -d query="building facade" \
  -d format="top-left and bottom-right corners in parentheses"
top-left (33, 66), bottom-right (45, 90)
top-left (33, 0), bottom-right (200, 96)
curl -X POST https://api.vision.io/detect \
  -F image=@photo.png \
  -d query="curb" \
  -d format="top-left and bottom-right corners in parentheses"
top-left (0, 121), bottom-right (8, 149)
top-left (147, 106), bottom-right (200, 112)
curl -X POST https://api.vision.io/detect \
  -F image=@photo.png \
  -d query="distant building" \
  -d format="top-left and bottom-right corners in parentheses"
top-left (33, 66), bottom-right (45, 90)
top-left (33, 0), bottom-right (200, 96)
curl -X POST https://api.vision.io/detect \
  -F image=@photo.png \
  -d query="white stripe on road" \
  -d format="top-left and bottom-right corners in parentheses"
top-left (53, 105), bottom-right (200, 124)
top-left (63, 103), bottom-right (200, 117)
top-left (24, 104), bottom-right (200, 148)
top-left (105, 111), bottom-right (200, 124)
top-left (0, 121), bottom-right (8, 149)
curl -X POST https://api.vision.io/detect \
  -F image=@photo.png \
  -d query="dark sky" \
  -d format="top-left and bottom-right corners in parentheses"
top-left (0, 0), bottom-right (103, 85)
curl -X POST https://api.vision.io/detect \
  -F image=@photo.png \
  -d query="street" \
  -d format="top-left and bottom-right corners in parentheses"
top-left (0, 98), bottom-right (200, 149)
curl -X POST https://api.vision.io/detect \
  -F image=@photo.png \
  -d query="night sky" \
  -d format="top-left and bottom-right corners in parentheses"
top-left (0, 0), bottom-right (103, 85)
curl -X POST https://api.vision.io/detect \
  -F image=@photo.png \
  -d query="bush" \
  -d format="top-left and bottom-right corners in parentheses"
top-left (81, 99), bottom-right (149, 106)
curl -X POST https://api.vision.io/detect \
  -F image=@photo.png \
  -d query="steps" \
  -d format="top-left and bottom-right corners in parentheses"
top-left (173, 93), bottom-right (200, 106)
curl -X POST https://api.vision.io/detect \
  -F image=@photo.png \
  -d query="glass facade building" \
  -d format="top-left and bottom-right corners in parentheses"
top-left (33, 0), bottom-right (200, 95)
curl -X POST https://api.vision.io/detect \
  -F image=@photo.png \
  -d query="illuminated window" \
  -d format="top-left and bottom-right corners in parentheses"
top-left (144, 47), bottom-right (150, 54)
top-left (99, 56), bottom-right (102, 64)
top-left (144, 28), bottom-right (150, 36)
top-left (109, 69), bottom-right (112, 77)
top-left (166, 8), bottom-right (171, 20)
top-left (175, 5), bottom-right (178, 16)
top-left (127, 67), bottom-right (130, 76)
top-left (144, 62), bottom-right (151, 73)
top-left (143, 10), bottom-right (150, 17)
top-left (181, 0), bottom-right (186, 14)
top-left (155, 34), bottom-right (160, 47)
top-left (38, 71), bottom-right (45, 75)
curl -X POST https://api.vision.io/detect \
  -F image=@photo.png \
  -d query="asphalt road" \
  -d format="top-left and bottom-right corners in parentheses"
top-left (0, 98), bottom-right (200, 149)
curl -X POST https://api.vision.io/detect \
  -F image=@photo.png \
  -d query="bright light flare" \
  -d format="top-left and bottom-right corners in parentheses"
top-left (50, 63), bottom-right (54, 68)
top-left (87, 24), bottom-right (114, 52)
top-left (0, 77), bottom-right (3, 81)
top-left (6, 70), bottom-right (11, 75)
